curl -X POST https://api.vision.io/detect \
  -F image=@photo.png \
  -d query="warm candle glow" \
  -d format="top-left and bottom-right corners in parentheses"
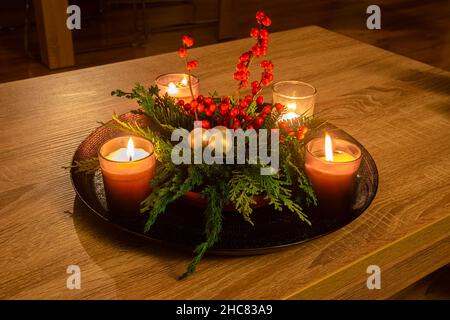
top-left (167, 82), bottom-right (178, 95)
top-left (126, 137), bottom-right (135, 161)
top-left (181, 76), bottom-right (188, 86)
top-left (287, 102), bottom-right (297, 111)
top-left (325, 133), bottom-right (333, 161)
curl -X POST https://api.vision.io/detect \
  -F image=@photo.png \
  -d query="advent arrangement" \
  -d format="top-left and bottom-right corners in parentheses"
top-left (68, 11), bottom-right (376, 280)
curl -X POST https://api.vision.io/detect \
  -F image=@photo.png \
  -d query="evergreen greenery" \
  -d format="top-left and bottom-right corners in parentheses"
top-left (70, 84), bottom-right (322, 279)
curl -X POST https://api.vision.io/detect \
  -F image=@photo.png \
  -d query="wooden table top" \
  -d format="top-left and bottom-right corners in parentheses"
top-left (0, 26), bottom-right (449, 300)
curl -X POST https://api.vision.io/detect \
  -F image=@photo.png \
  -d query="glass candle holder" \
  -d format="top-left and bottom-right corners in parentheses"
top-left (304, 136), bottom-right (361, 215)
top-left (155, 73), bottom-right (199, 101)
top-left (272, 81), bottom-right (317, 120)
top-left (99, 136), bottom-right (156, 216)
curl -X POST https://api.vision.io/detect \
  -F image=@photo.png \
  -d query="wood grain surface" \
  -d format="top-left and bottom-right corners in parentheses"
top-left (0, 26), bottom-right (449, 299)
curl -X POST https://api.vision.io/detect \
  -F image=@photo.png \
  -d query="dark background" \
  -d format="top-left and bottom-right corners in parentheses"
top-left (0, 0), bottom-right (449, 83)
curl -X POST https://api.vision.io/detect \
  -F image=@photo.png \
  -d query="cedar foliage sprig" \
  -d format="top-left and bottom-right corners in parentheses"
top-left (64, 157), bottom-right (100, 174)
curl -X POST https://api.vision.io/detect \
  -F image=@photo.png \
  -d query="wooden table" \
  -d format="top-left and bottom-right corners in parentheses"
top-left (0, 26), bottom-right (449, 299)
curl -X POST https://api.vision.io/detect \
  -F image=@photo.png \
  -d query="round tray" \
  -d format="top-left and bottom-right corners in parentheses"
top-left (70, 113), bottom-right (378, 255)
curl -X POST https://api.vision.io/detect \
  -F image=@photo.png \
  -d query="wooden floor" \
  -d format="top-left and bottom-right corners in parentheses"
top-left (0, 0), bottom-right (448, 299)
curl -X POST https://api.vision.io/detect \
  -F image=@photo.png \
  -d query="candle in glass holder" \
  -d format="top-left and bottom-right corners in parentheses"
top-left (273, 81), bottom-right (316, 121)
top-left (98, 136), bottom-right (156, 216)
top-left (155, 73), bottom-right (199, 100)
top-left (305, 133), bottom-right (361, 214)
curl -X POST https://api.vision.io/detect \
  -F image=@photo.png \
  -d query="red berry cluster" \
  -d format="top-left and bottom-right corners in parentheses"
top-left (278, 121), bottom-right (309, 142)
top-left (178, 35), bottom-right (198, 71)
top-left (178, 94), bottom-right (277, 130)
top-left (233, 11), bottom-right (272, 92)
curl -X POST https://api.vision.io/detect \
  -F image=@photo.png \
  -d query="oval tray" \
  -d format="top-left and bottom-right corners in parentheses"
top-left (70, 113), bottom-right (378, 255)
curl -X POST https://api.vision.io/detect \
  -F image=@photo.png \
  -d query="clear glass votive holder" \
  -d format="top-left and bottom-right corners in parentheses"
top-left (272, 81), bottom-right (317, 118)
top-left (155, 73), bottom-right (199, 101)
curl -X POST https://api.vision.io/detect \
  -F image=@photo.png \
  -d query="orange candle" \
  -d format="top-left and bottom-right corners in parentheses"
top-left (305, 133), bottom-right (362, 214)
top-left (98, 136), bottom-right (156, 216)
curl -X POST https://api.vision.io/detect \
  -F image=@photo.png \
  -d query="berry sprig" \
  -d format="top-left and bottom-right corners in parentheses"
top-left (178, 94), bottom-right (278, 130)
top-left (278, 119), bottom-right (309, 143)
top-left (178, 35), bottom-right (198, 103)
top-left (233, 11), bottom-right (273, 99)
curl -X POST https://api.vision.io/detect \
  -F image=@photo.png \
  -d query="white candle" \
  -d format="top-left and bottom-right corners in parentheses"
top-left (107, 148), bottom-right (150, 162)
top-left (106, 137), bottom-right (150, 162)
top-left (279, 103), bottom-right (300, 122)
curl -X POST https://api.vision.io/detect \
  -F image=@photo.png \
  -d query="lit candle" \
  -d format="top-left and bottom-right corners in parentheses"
top-left (156, 73), bottom-right (199, 100)
top-left (99, 136), bottom-right (156, 216)
top-left (167, 82), bottom-right (179, 96)
top-left (305, 133), bottom-right (362, 215)
top-left (279, 102), bottom-right (300, 122)
top-left (272, 81), bottom-right (316, 118)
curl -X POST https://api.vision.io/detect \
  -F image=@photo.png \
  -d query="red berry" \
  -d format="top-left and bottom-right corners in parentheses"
top-left (254, 116), bottom-right (264, 126)
top-left (239, 52), bottom-right (251, 63)
top-left (256, 11), bottom-right (266, 22)
top-left (247, 124), bottom-right (254, 130)
top-left (178, 48), bottom-right (187, 58)
top-left (197, 103), bottom-right (205, 113)
top-left (240, 109), bottom-right (247, 117)
top-left (197, 95), bottom-right (204, 102)
top-left (205, 109), bottom-right (213, 117)
top-left (178, 99), bottom-right (185, 106)
top-left (182, 35), bottom-right (194, 47)
top-left (202, 120), bottom-right (210, 129)
top-left (260, 29), bottom-right (269, 39)
top-left (250, 27), bottom-right (259, 38)
top-left (187, 60), bottom-right (198, 70)
top-left (262, 105), bottom-right (272, 114)
top-left (190, 100), bottom-right (198, 108)
top-left (239, 100), bottom-right (248, 109)
top-left (209, 103), bottom-right (217, 112)
top-left (204, 97), bottom-right (212, 105)
top-left (183, 103), bottom-right (191, 111)
top-left (241, 80), bottom-right (248, 87)
top-left (252, 87), bottom-right (260, 95)
top-left (275, 103), bottom-right (284, 112)
top-left (260, 38), bottom-right (269, 47)
top-left (245, 115), bottom-right (253, 122)
top-left (244, 95), bottom-right (253, 103)
top-left (219, 103), bottom-right (229, 115)
top-left (230, 108), bottom-right (239, 118)
top-left (252, 45), bottom-right (261, 57)
top-left (251, 81), bottom-right (259, 88)
top-left (262, 16), bottom-right (271, 27)
top-left (222, 97), bottom-right (230, 104)
top-left (236, 62), bottom-right (246, 71)
top-left (256, 96), bottom-right (264, 105)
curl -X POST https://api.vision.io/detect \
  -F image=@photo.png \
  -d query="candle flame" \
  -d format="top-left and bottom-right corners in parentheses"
top-left (181, 76), bottom-right (188, 86)
top-left (287, 102), bottom-right (297, 111)
top-left (325, 133), bottom-right (334, 161)
top-left (167, 82), bottom-right (178, 95)
top-left (126, 137), bottom-right (135, 161)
